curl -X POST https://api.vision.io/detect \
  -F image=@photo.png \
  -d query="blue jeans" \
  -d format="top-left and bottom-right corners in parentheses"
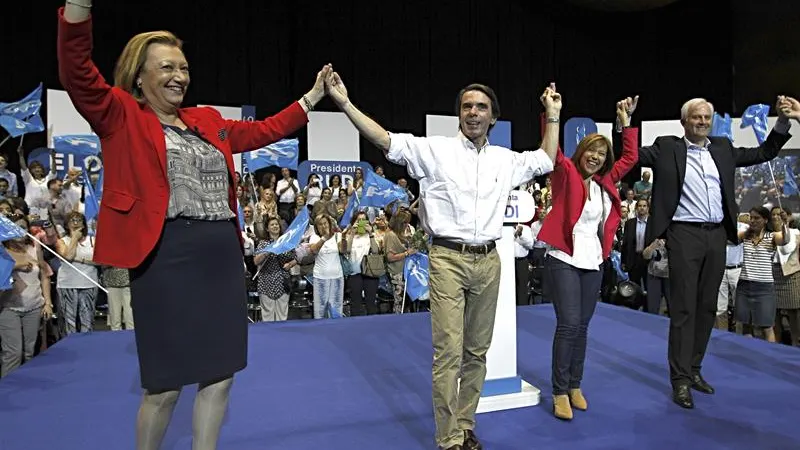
top-left (313, 277), bottom-right (344, 319)
top-left (545, 256), bottom-right (603, 395)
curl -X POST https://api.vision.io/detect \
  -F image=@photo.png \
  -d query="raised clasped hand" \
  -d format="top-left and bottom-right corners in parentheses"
top-left (777, 95), bottom-right (800, 122)
top-left (324, 71), bottom-right (349, 107)
top-left (540, 82), bottom-right (562, 115)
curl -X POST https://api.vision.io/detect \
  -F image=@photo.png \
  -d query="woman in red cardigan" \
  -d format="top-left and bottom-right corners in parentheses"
top-left (537, 97), bottom-right (639, 421)
top-left (58, 3), bottom-right (328, 449)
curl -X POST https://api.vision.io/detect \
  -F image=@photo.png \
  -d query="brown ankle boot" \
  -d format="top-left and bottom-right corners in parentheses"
top-left (568, 388), bottom-right (588, 411)
top-left (553, 394), bottom-right (573, 420)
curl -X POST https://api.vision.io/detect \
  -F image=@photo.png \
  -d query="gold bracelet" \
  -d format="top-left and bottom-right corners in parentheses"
top-left (302, 95), bottom-right (314, 111)
top-left (66, 0), bottom-right (92, 8)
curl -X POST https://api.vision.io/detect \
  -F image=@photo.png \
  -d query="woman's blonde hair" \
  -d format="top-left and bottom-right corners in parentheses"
top-left (113, 31), bottom-right (183, 101)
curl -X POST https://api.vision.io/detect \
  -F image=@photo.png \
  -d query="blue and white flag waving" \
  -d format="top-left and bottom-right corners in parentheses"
top-left (360, 168), bottom-right (408, 209)
top-left (53, 135), bottom-right (102, 158)
top-left (243, 138), bottom-right (299, 172)
top-left (0, 215), bottom-right (26, 242)
top-left (339, 191), bottom-right (360, 228)
top-left (0, 83), bottom-right (45, 138)
top-left (82, 169), bottom-right (100, 222)
top-left (0, 247), bottom-right (15, 290)
top-left (785, 162), bottom-right (799, 196)
top-left (711, 112), bottom-right (733, 142)
top-left (403, 253), bottom-right (429, 301)
top-left (741, 104), bottom-right (771, 145)
top-left (255, 207), bottom-right (309, 255)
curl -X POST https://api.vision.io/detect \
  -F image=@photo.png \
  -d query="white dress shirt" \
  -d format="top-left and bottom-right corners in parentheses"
top-left (548, 180), bottom-right (610, 271)
top-left (276, 178), bottom-right (300, 204)
top-left (513, 225), bottom-right (534, 258)
top-left (387, 132), bottom-right (553, 244)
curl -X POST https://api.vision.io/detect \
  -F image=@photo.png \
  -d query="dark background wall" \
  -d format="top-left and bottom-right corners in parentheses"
top-left (1, 0), bottom-right (793, 186)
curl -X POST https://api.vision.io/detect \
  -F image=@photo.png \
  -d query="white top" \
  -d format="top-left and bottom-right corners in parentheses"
top-left (22, 169), bottom-right (56, 220)
top-left (513, 225), bottom-right (534, 258)
top-left (387, 132), bottom-right (553, 244)
top-left (305, 186), bottom-right (322, 206)
top-left (57, 236), bottom-right (99, 289)
top-left (310, 233), bottom-right (344, 279)
top-left (4, 244), bottom-right (45, 312)
top-left (548, 180), bottom-right (608, 271)
top-left (276, 178), bottom-right (300, 203)
top-left (347, 234), bottom-right (373, 274)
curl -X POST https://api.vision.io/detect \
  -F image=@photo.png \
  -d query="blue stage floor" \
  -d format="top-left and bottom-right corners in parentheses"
top-left (1, 304), bottom-right (799, 449)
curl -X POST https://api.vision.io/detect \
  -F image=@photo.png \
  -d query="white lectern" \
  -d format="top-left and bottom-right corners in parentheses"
top-left (476, 191), bottom-right (540, 413)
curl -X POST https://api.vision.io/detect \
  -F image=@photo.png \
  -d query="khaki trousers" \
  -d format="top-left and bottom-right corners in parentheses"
top-left (429, 244), bottom-right (501, 449)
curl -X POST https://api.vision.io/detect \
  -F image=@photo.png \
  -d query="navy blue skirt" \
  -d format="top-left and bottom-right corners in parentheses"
top-left (130, 218), bottom-right (247, 390)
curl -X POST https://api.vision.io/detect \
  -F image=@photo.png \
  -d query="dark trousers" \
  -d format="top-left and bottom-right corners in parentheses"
top-left (347, 274), bottom-right (379, 316)
top-left (515, 257), bottom-right (530, 306)
top-left (545, 256), bottom-right (603, 395)
top-left (665, 223), bottom-right (727, 386)
top-left (645, 274), bottom-right (670, 315)
top-left (627, 253), bottom-right (648, 309)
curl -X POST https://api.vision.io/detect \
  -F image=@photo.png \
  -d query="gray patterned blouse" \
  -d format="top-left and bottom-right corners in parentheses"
top-left (163, 125), bottom-right (235, 221)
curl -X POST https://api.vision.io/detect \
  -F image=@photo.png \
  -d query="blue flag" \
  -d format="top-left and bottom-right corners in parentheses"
top-left (0, 83), bottom-right (45, 138)
top-left (785, 163), bottom-right (799, 196)
top-left (741, 104), bottom-right (771, 145)
top-left (0, 215), bottom-right (26, 242)
top-left (609, 250), bottom-right (629, 282)
top-left (237, 203), bottom-right (245, 231)
top-left (255, 207), bottom-right (309, 255)
top-left (243, 138), bottom-right (299, 172)
top-left (339, 191), bottom-right (360, 228)
top-left (403, 253), bottom-right (429, 301)
top-left (360, 168), bottom-right (408, 208)
top-left (0, 247), bottom-right (14, 290)
top-left (53, 135), bottom-right (102, 158)
top-left (711, 112), bottom-right (733, 141)
top-left (82, 169), bottom-right (100, 222)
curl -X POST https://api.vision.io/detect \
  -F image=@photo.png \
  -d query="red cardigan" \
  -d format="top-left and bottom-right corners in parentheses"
top-left (538, 127), bottom-right (638, 260)
top-left (56, 9), bottom-right (309, 268)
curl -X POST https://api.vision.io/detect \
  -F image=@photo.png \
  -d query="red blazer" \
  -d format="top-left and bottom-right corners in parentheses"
top-left (538, 127), bottom-right (638, 260)
top-left (57, 9), bottom-right (309, 269)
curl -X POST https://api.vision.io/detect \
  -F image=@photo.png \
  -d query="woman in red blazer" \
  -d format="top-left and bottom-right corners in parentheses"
top-left (58, 3), bottom-right (329, 449)
top-left (537, 97), bottom-right (639, 421)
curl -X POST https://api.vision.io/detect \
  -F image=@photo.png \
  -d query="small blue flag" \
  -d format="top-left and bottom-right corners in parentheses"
top-left (360, 168), bottom-right (408, 209)
top-left (237, 203), bottom-right (245, 231)
top-left (0, 247), bottom-right (15, 290)
top-left (741, 104), bottom-right (771, 145)
top-left (711, 112), bottom-right (733, 142)
top-left (784, 163), bottom-right (799, 196)
top-left (339, 191), bottom-right (360, 228)
top-left (53, 134), bottom-right (102, 158)
top-left (255, 207), bottom-right (309, 255)
top-left (0, 215), bottom-right (26, 242)
top-left (403, 253), bottom-right (429, 301)
top-left (243, 138), bottom-right (299, 172)
top-left (82, 169), bottom-right (100, 222)
top-left (609, 250), bottom-right (628, 282)
top-left (0, 83), bottom-right (45, 138)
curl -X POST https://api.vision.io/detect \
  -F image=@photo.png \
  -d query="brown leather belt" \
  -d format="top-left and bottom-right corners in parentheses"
top-left (432, 238), bottom-right (496, 254)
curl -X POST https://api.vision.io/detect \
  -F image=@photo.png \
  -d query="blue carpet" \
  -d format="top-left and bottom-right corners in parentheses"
top-left (1, 303), bottom-right (799, 449)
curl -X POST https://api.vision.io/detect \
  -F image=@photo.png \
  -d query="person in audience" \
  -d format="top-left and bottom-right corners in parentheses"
top-left (102, 267), bottom-right (134, 330)
top-left (716, 215), bottom-right (749, 331)
top-left (633, 170), bottom-right (652, 199)
top-left (46, 179), bottom-right (74, 233)
top-left (771, 207), bottom-right (800, 346)
top-left (57, 3), bottom-right (329, 448)
top-left (538, 97), bottom-right (638, 420)
top-left (342, 212), bottom-right (380, 316)
top-left (260, 172), bottom-right (277, 191)
top-left (255, 187), bottom-right (279, 224)
top-left (328, 174), bottom-right (343, 199)
top-left (55, 211), bottom-right (99, 334)
top-left (621, 189), bottom-right (636, 219)
top-left (347, 167), bottom-right (364, 196)
top-left (276, 167), bottom-right (299, 222)
top-left (735, 206), bottom-right (785, 342)
top-left (335, 189), bottom-right (349, 220)
top-left (0, 199), bottom-right (14, 217)
top-left (0, 154), bottom-right (18, 197)
top-left (325, 71), bottom-right (560, 450)
top-left (0, 179), bottom-right (9, 200)
top-left (294, 193), bottom-right (307, 218)
top-left (513, 222), bottom-right (535, 305)
top-left (312, 187), bottom-right (338, 219)
top-left (253, 216), bottom-right (297, 322)
top-left (0, 215), bottom-right (53, 377)
top-left (308, 214), bottom-right (345, 319)
top-left (18, 142), bottom-right (57, 221)
top-left (383, 209), bottom-right (415, 314)
top-left (642, 237), bottom-right (669, 314)
top-left (638, 95), bottom-right (795, 410)
top-left (304, 173), bottom-right (323, 207)
top-left (621, 198), bottom-right (650, 309)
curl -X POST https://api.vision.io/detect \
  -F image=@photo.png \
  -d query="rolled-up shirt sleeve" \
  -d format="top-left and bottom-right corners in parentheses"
top-left (508, 149), bottom-right (554, 189)
top-left (387, 133), bottom-right (433, 180)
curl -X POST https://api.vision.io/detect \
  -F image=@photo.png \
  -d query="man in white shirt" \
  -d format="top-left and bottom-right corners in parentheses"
top-left (275, 167), bottom-right (300, 222)
top-left (324, 71), bottom-right (560, 450)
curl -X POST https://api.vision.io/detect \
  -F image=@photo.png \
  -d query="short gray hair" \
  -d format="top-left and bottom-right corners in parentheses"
top-left (680, 98), bottom-right (714, 122)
